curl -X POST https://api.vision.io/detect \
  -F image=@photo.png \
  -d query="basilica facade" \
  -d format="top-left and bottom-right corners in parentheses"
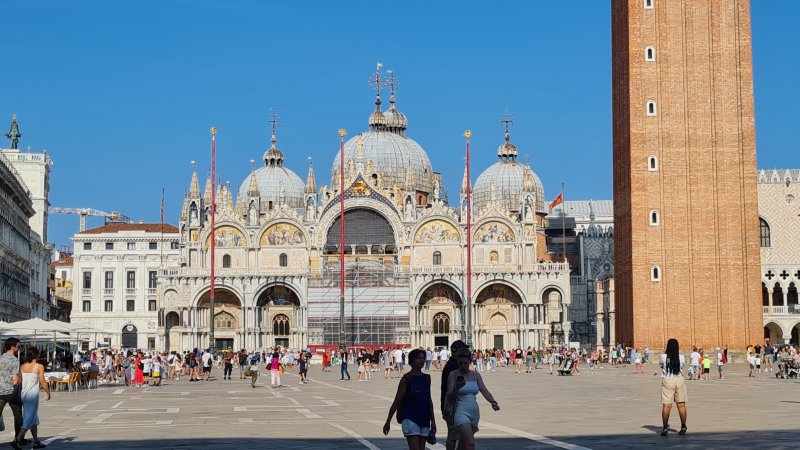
top-left (156, 77), bottom-right (570, 352)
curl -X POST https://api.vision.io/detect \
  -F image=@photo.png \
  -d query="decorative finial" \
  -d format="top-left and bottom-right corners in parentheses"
top-left (269, 107), bottom-right (280, 145)
top-left (191, 160), bottom-right (197, 170)
top-left (369, 62), bottom-right (386, 97)
top-left (387, 69), bottom-right (398, 105)
top-left (211, 127), bottom-right (217, 138)
top-left (464, 130), bottom-right (472, 140)
top-left (500, 110), bottom-right (514, 142)
top-left (339, 128), bottom-right (347, 139)
top-left (249, 159), bottom-right (255, 171)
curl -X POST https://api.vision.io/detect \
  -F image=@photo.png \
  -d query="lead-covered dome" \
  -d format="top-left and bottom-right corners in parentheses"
top-left (331, 94), bottom-right (434, 194)
top-left (238, 135), bottom-right (305, 209)
top-left (472, 132), bottom-right (545, 215)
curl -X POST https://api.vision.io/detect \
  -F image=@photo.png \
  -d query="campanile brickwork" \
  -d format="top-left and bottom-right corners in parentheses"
top-left (612, 0), bottom-right (763, 350)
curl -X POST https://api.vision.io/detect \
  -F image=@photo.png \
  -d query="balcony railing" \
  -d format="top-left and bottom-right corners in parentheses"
top-left (81, 288), bottom-right (92, 296)
top-left (125, 288), bottom-right (136, 296)
top-left (103, 289), bottom-right (114, 297)
top-left (763, 305), bottom-right (800, 315)
top-left (147, 288), bottom-right (157, 296)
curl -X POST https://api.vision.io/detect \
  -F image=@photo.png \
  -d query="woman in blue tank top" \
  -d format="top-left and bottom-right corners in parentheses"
top-left (383, 348), bottom-right (436, 449)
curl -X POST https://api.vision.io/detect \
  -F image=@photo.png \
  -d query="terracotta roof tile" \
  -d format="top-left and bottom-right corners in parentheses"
top-left (78, 223), bottom-right (179, 234)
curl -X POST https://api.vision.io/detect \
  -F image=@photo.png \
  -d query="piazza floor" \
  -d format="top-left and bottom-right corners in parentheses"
top-left (1, 362), bottom-right (798, 449)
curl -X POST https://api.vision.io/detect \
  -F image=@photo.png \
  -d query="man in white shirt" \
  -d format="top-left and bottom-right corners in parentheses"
top-left (142, 354), bottom-right (154, 385)
top-left (167, 352), bottom-right (178, 380)
top-left (393, 348), bottom-right (404, 373)
top-left (689, 348), bottom-right (701, 380)
top-left (202, 351), bottom-right (214, 381)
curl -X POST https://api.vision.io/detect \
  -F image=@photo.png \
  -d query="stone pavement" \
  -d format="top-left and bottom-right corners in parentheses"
top-left (1, 362), bottom-right (798, 449)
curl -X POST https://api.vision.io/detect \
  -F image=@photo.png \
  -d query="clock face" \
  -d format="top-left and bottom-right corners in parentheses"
top-left (126, 324), bottom-right (134, 332)
top-left (603, 263), bottom-right (611, 272)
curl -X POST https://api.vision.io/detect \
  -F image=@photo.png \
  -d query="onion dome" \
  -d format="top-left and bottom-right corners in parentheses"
top-left (383, 71), bottom-right (408, 134)
top-left (239, 127), bottom-right (305, 209)
top-left (473, 124), bottom-right (545, 215)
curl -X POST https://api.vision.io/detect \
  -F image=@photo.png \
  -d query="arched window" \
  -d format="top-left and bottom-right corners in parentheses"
top-left (222, 254), bottom-right (231, 268)
top-left (648, 155), bottom-right (658, 171)
top-left (760, 218), bottom-right (771, 247)
top-left (273, 314), bottom-right (290, 336)
top-left (646, 100), bottom-right (657, 116)
top-left (279, 253), bottom-right (288, 267)
top-left (433, 251), bottom-right (442, 266)
top-left (645, 46), bottom-right (656, 61)
top-left (649, 210), bottom-right (660, 226)
top-left (433, 312), bottom-right (450, 335)
top-left (651, 265), bottom-right (661, 282)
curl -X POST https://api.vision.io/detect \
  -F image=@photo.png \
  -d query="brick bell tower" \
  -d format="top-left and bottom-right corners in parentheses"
top-left (612, 0), bottom-right (763, 350)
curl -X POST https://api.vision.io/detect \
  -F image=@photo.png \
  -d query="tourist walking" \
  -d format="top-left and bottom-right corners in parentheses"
top-left (446, 347), bottom-right (500, 450)
top-left (0, 338), bottom-right (23, 443)
top-left (383, 349), bottom-right (436, 450)
top-left (440, 340), bottom-right (466, 450)
top-left (269, 352), bottom-right (282, 387)
top-left (659, 338), bottom-right (687, 437)
top-left (11, 348), bottom-right (50, 450)
top-left (133, 352), bottom-right (145, 386)
top-left (340, 350), bottom-right (351, 381)
top-left (248, 352), bottom-right (260, 388)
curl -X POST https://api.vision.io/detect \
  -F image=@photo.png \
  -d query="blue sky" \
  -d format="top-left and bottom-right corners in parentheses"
top-left (2, 1), bottom-right (797, 249)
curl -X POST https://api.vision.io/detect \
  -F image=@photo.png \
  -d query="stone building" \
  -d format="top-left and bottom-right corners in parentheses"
top-left (2, 114), bottom-right (55, 319)
top-left (70, 223), bottom-right (180, 349)
top-left (0, 152), bottom-right (37, 322)
top-left (612, 0), bottom-right (762, 349)
top-left (758, 169), bottom-right (800, 345)
top-left (157, 72), bottom-right (571, 352)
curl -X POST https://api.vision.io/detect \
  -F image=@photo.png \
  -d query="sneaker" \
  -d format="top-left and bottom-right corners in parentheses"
top-left (660, 427), bottom-right (668, 437)
top-left (679, 426), bottom-right (687, 435)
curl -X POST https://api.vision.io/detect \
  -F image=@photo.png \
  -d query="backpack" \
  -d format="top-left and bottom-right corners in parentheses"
top-left (122, 359), bottom-right (130, 369)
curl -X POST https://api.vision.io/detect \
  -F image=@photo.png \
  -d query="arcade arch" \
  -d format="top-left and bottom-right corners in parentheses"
top-left (416, 282), bottom-right (463, 348)
top-left (475, 282), bottom-right (523, 350)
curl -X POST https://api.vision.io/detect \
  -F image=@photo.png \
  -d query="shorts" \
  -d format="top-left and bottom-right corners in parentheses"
top-left (661, 377), bottom-right (688, 404)
top-left (401, 418), bottom-right (431, 437)
top-left (718, 365), bottom-right (724, 371)
top-left (702, 368), bottom-right (709, 374)
top-left (240, 365), bottom-right (246, 372)
top-left (144, 371), bottom-right (151, 377)
top-left (203, 366), bottom-right (212, 373)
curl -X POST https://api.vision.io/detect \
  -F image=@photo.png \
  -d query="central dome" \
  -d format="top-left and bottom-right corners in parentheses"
top-left (331, 96), bottom-right (434, 194)
top-left (238, 135), bottom-right (305, 209)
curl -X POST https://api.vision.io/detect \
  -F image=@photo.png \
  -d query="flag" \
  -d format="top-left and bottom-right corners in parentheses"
top-left (160, 188), bottom-right (165, 224)
top-left (549, 192), bottom-right (563, 210)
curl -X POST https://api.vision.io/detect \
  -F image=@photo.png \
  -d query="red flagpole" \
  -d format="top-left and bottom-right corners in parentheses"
top-left (338, 128), bottom-right (347, 352)
top-left (209, 127), bottom-right (217, 351)
top-left (465, 130), bottom-right (473, 349)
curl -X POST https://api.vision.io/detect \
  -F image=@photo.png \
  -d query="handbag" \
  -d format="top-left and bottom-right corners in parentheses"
top-left (244, 367), bottom-right (252, 377)
top-left (10, 383), bottom-right (23, 406)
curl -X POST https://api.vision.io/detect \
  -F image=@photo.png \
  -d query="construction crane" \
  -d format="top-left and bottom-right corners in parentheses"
top-left (48, 207), bottom-right (134, 232)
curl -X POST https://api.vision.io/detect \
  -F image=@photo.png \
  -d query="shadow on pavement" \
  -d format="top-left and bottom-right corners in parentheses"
top-left (46, 429), bottom-right (800, 450)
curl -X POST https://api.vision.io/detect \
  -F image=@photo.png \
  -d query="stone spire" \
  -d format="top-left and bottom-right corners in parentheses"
top-left (188, 161), bottom-right (201, 197)
top-left (4, 113), bottom-right (21, 150)
top-left (305, 157), bottom-right (317, 194)
top-left (247, 161), bottom-right (260, 197)
top-left (203, 174), bottom-right (213, 203)
top-left (522, 157), bottom-right (535, 192)
top-left (461, 158), bottom-right (469, 195)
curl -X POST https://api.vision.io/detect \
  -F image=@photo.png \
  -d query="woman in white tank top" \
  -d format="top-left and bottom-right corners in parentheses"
top-left (11, 347), bottom-right (50, 450)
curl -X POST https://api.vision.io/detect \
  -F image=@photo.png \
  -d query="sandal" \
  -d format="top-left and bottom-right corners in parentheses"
top-left (678, 426), bottom-right (687, 436)
top-left (9, 440), bottom-right (21, 450)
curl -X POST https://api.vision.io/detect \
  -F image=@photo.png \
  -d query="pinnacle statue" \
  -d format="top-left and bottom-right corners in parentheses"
top-left (5, 113), bottom-right (21, 149)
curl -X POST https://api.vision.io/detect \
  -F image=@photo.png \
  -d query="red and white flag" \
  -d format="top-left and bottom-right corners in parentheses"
top-left (549, 192), bottom-right (563, 210)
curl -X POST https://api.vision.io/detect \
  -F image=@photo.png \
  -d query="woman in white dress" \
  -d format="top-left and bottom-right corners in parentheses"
top-left (11, 347), bottom-right (51, 450)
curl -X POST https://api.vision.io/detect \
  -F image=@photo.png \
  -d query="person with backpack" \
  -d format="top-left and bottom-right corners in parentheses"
top-left (238, 349), bottom-right (248, 380)
top-left (659, 338), bottom-right (687, 436)
top-left (121, 351), bottom-right (132, 386)
top-left (246, 352), bottom-right (259, 388)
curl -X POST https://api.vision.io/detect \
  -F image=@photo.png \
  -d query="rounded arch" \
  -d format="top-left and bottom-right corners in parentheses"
top-left (411, 217), bottom-right (462, 244)
top-left (417, 281), bottom-right (464, 307)
top-left (323, 207), bottom-right (398, 254)
top-left (415, 279), bottom-right (464, 307)
top-left (316, 199), bottom-right (402, 248)
top-left (472, 218), bottom-right (517, 243)
top-left (201, 222), bottom-right (249, 248)
top-left (475, 281), bottom-right (524, 305)
top-left (764, 321), bottom-right (785, 343)
top-left (488, 312), bottom-right (508, 327)
top-left (258, 220), bottom-right (309, 247)
top-left (254, 283), bottom-right (303, 307)
top-left (165, 311), bottom-right (181, 328)
top-left (121, 323), bottom-right (138, 348)
top-left (540, 285), bottom-right (566, 306)
top-left (193, 285), bottom-right (244, 309)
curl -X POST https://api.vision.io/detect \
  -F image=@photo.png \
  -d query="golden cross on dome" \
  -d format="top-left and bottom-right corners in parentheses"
top-left (369, 62), bottom-right (386, 95)
top-left (500, 110), bottom-right (514, 136)
top-left (269, 107), bottom-right (281, 137)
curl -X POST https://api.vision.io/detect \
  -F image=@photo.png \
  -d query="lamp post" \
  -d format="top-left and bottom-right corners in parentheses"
top-left (338, 128), bottom-right (347, 352)
top-left (464, 130), bottom-right (473, 349)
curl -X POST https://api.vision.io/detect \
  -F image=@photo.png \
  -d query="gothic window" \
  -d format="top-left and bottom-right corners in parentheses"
top-left (433, 251), bottom-right (442, 266)
top-left (646, 100), bottom-right (657, 116)
top-left (760, 218), bottom-right (771, 247)
top-left (645, 46), bottom-right (655, 61)
top-left (273, 314), bottom-right (290, 336)
top-left (279, 253), bottom-right (288, 267)
top-left (648, 155), bottom-right (658, 171)
top-left (222, 254), bottom-right (231, 268)
top-left (651, 265), bottom-right (661, 282)
top-left (433, 312), bottom-right (450, 335)
top-left (649, 210), bottom-right (660, 226)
